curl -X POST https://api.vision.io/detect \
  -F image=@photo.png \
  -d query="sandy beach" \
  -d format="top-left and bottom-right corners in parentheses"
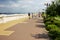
top-left (0, 14), bottom-right (28, 36)
top-left (0, 14), bottom-right (28, 23)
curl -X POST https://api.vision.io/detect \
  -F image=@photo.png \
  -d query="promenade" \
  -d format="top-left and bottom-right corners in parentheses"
top-left (0, 17), bottom-right (50, 40)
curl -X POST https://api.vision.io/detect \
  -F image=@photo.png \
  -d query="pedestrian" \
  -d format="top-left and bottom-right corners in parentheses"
top-left (38, 12), bottom-right (40, 17)
top-left (32, 13), bottom-right (33, 18)
top-left (28, 13), bottom-right (30, 19)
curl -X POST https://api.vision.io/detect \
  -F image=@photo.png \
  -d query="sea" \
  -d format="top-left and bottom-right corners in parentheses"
top-left (0, 13), bottom-right (28, 23)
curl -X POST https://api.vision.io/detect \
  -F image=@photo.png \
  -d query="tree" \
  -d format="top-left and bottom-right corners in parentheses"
top-left (55, 0), bottom-right (60, 16)
top-left (46, 1), bottom-right (57, 17)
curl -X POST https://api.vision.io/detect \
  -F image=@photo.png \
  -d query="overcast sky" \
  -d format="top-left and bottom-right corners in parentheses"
top-left (0, 0), bottom-right (54, 13)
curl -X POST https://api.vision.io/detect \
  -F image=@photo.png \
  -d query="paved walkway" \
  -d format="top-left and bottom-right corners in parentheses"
top-left (0, 17), bottom-right (50, 40)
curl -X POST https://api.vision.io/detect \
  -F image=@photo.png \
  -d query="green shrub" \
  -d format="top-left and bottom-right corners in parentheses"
top-left (48, 26), bottom-right (60, 40)
top-left (44, 18), bottom-right (60, 40)
top-left (54, 31), bottom-right (60, 40)
top-left (55, 37), bottom-right (60, 40)
top-left (44, 17), bottom-right (51, 23)
top-left (44, 17), bottom-right (55, 24)
top-left (46, 24), bottom-right (57, 31)
top-left (44, 18), bottom-right (52, 26)
top-left (48, 29), bottom-right (58, 39)
top-left (45, 21), bottom-right (51, 26)
top-left (54, 19), bottom-right (60, 27)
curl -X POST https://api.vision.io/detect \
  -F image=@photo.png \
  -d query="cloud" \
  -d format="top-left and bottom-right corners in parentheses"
top-left (10, 3), bottom-right (20, 7)
top-left (0, 4), bottom-right (19, 8)
top-left (0, 0), bottom-right (54, 13)
top-left (0, 4), bottom-right (5, 7)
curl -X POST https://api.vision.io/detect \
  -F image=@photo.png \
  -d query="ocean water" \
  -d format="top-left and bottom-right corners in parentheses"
top-left (0, 13), bottom-right (28, 23)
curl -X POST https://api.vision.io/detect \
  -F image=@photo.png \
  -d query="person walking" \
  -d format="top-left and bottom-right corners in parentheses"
top-left (32, 13), bottom-right (33, 18)
top-left (38, 12), bottom-right (40, 18)
top-left (28, 13), bottom-right (30, 19)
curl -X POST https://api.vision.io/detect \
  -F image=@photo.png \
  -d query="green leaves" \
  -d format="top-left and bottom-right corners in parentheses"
top-left (46, 1), bottom-right (60, 17)
top-left (43, 0), bottom-right (60, 40)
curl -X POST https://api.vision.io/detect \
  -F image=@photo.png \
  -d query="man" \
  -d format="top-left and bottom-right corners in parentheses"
top-left (28, 13), bottom-right (30, 19)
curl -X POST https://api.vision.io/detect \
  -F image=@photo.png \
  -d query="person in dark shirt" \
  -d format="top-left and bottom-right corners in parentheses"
top-left (28, 13), bottom-right (30, 19)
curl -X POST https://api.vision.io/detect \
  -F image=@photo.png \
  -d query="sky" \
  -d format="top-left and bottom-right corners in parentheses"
top-left (0, 0), bottom-right (54, 13)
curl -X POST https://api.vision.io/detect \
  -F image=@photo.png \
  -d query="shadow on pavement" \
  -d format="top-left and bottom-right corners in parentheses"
top-left (36, 21), bottom-right (43, 23)
top-left (36, 24), bottom-right (45, 28)
top-left (36, 19), bottom-right (43, 23)
top-left (31, 33), bottom-right (49, 39)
